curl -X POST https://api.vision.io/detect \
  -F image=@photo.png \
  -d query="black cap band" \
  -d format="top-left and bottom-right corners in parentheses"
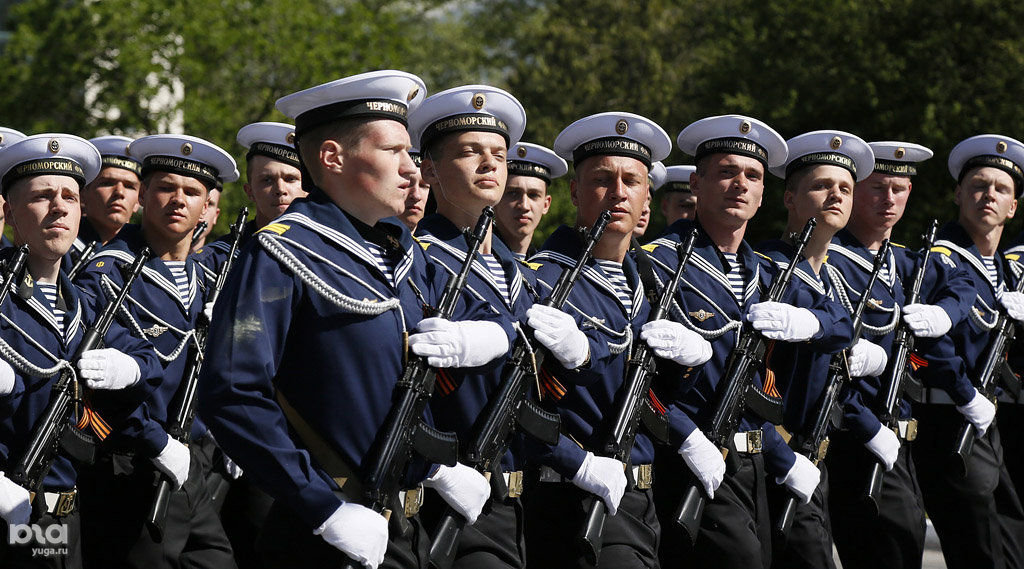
top-left (695, 137), bottom-right (769, 165)
top-left (2, 158), bottom-right (85, 195)
top-left (246, 142), bottom-right (301, 169)
top-left (508, 160), bottom-right (551, 184)
top-left (294, 98), bottom-right (409, 139)
top-left (419, 113), bottom-right (510, 151)
top-left (100, 155), bottom-right (142, 176)
top-left (142, 155), bottom-right (219, 190)
top-left (662, 181), bottom-right (692, 193)
top-left (572, 137), bottom-right (652, 168)
top-left (873, 159), bottom-right (917, 177)
top-left (959, 155), bottom-right (1024, 196)
top-left (785, 151), bottom-right (857, 179)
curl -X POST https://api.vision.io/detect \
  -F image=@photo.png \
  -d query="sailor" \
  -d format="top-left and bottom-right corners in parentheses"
top-left (492, 142), bottom-right (565, 258)
top-left (911, 134), bottom-right (1024, 569)
top-left (0, 133), bottom-right (161, 569)
top-left (643, 115), bottom-right (852, 568)
top-left (74, 133), bottom-right (239, 568)
top-left (524, 111), bottom-right (713, 568)
top-left (0, 127), bottom-right (28, 248)
top-left (197, 70), bottom-right (513, 569)
top-left (756, 129), bottom-right (875, 569)
top-left (397, 147), bottom-right (430, 233)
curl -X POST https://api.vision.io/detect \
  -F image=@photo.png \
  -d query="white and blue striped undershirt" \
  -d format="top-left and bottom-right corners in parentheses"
top-left (164, 261), bottom-right (190, 304)
top-left (596, 259), bottom-right (633, 314)
top-left (722, 252), bottom-right (745, 303)
top-left (482, 254), bottom-right (510, 304)
top-left (982, 255), bottom-right (1000, 288)
top-left (36, 282), bottom-right (64, 333)
top-left (365, 241), bottom-right (395, 286)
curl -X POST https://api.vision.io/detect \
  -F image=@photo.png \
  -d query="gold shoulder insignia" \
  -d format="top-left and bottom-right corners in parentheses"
top-left (689, 309), bottom-right (714, 322)
top-left (931, 246), bottom-right (952, 256)
top-left (519, 260), bottom-right (542, 270)
top-left (641, 243), bottom-right (658, 252)
top-left (195, 248), bottom-right (204, 254)
top-left (891, 242), bottom-right (906, 248)
top-left (1006, 253), bottom-right (1020, 262)
top-left (94, 261), bottom-right (105, 268)
top-left (754, 251), bottom-right (773, 261)
top-left (258, 223), bottom-right (290, 235)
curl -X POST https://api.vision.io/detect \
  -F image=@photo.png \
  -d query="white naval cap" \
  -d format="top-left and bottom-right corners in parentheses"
top-left (0, 133), bottom-right (101, 195)
top-left (89, 135), bottom-right (141, 176)
top-left (276, 70), bottom-right (426, 140)
top-left (868, 141), bottom-right (933, 177)
top-left (554, 112), bottom-right (671, 169)
top-left (410, 85), bottom-right (526, 152)
top-left (0, 128), bottom-right (27, 150)
top-left (677, 114), bottom-right (788, 170)
top-left (237, 122), bottom-right (301, 169)
top-left (948, 134), bottom-right (1024, 196)
top-left (772, 130), bottom-right (874, 182)
top-left (649, 161), bottom-right (667, 190)
top-left (508, 142), bottom-right (568, 184)
top-left (129, 134), bottom-right (237, 190)
top-left (663, 165), bottom-right (697, 193)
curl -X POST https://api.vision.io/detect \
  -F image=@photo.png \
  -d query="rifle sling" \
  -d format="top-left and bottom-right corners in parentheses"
top-left (275, 389), bottom-right (366, 499)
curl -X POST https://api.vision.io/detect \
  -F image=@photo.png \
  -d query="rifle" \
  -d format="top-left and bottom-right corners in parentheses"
top-left (580, 229), bottom-right (697, 564)
top-left (952, 253), bottom-right (1024, 474)
top-left (775, 240), bottom-right (890, 537)
top-left (427, 211), bottom-right (611, 569)
top-left (67, 240), bottom-right (98, 281)
top-left (865, 220), bottom-right (938, 511)
top-left (10, 246), bottom-right (150, 496)
top-left (146, 207), bottom-right (248, 541)
top-left (675, 218), bottom-right (816, 543)
top-left (191, 221), bottom-right (209, 249)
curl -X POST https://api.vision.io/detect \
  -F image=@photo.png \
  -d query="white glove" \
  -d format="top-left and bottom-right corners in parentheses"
top-left (314, 502), bottom-right (388, 569)
top-left (525, 304), bottom-right (590, 369)
top-left (408, 318), bottom-right (510, 368)
top-left (902, 303), bottom-right (953, 338)
top-left (152, 437), bottom-right (190, 490)
top-left (0, 359), bottom-right (15, 396)
top-left (422, 463), bottom-right (490, 524)
top-left (78, 348), bottom-right (141, 390)
top-left (640, 319), bottom-right (713, 367)
top-left (957, 388), bottom-right (996, 436)
top-left (203, 301), bottom-right (215, 322)
top-left (748, 301), bottom-right (821, 342)
top-left (847, 339), bottom-right (888, 378)
top-left (223, 453), bottom-right (243, 480)
top-left (0, 471), bottom-right (31, 526)
top-left (678, 429), bottom-right (726, 499)
top-left (775, 454), bottom-right (820, 504)
top-left (571, 452), bottom-right (627, 516)
top-left (998, 291), bottom-right (1024, 322)
top-left (865, 424), bottom-right (900, 471)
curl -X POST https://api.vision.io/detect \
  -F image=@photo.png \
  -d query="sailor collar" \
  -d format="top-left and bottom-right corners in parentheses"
top-left (90, 225), bottom-right (201, 311)
top-left (10, 268), bottom-right (82, 346)
top-left (828, 229), bottom-right (898, 289)
top-left (658, 217), bottom-right (761, 306)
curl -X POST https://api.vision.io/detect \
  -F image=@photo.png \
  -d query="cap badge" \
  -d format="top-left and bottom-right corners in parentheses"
top-left (615, 119), bottom-right (629, 135)
top-left (830, 136), bottom-right (843, 150)
top-left (48, 139), bottom-right (60, 154)
top-left (286, 132), bottom-right (296, 145)
top-left (0, 135), bottom-right (4, 144)
top-left (894, 147), bottom-right (906, 159)
top-left (517, 146), bottom-right (527, 158)
top-left (472, 93), bottom-right (486, 110)
top-left (997, 141), bottom-right (1008, 154)
top-left (181, 142), bottom-right (193, 156)
top-left (124, 144), bottom-right (132, 155)
top-left (407, 87), bottom-right (419, 102)
top-left (739, 120), bottom-right (751, 134)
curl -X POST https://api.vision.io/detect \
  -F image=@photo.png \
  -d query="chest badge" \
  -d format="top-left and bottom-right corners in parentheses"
top-left (689, 309), bottom-right (714, 322)
top-left (143, 324), bottom-right (168, 338)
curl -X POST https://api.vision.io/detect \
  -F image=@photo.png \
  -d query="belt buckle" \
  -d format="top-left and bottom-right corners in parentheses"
top-left (506, 471), bottom-right (524, 498)
top-left (55, 490), bottom-right (76, 517)
top-left (747, 430), bottom-right (763, 454)
top-left (904, 419), bottom-right (918, 442)
top-left (403, 486), bottom-right (423, 518)
top-left (635, 464), bottom-right (653, 490)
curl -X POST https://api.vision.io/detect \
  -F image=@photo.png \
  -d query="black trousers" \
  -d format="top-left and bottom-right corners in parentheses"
top-left (523, 481), bottom-right (660, 568)
top-left (217, 475), bottom-right (273, 569)
top-left (998, 403), bottom-right (1024, 499)
top-left (0, 495), bottom-right (82, 569)
top-left (766, 461), bottom-right (835, 569)
top-left (419, 489), bottom-right (525, 569)
top-left (653, 449), bottom-right (770, 569)
top-left (914, 405), bottom-right (1024, 569)
top-left (78, 440), bottom-right (236, 569)
top-left (256, 498), bottom-right (429, 569)
top-left (826, 432), bottom-right (925, 569)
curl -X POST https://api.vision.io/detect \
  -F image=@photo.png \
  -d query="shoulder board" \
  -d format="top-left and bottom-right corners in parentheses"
top-left (640, 243), bottom-right (659, 252)
top-left (416, 239), bottom-right (430, 251)
top-left (195, 247), bottom-right (204, 254)
top-left (521, 260), bottom-right (542, 270)
top-left (755, 251), bottom-right (773, 261)
top-left (258, 223), bottom-right (290, 236)
top-left (890, 242), bottom-right (906, 248)
top-left (930, 246), bottom-right (952, 256)
top-left (1007, 253), bottom-right (1021, 262)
